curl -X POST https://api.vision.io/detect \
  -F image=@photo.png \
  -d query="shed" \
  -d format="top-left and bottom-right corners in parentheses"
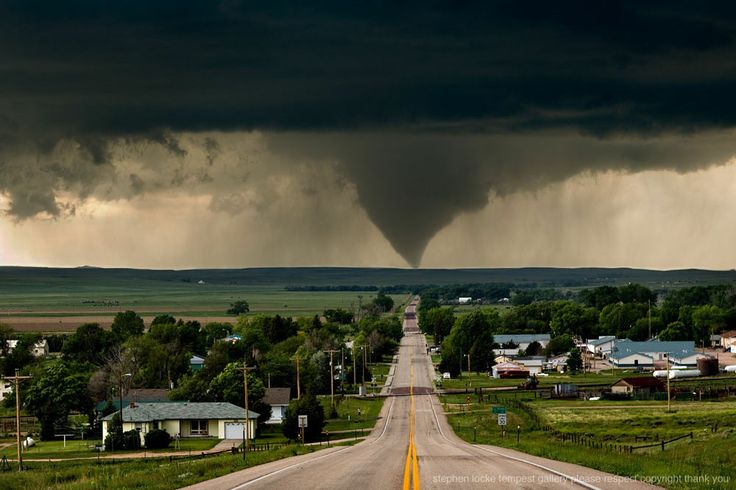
top-left (611, 377), bottom-right (664, 395)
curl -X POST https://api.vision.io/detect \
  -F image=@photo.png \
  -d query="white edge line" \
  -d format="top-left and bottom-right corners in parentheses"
top-left (426, 392), bottom-right (602, 490)
top-left (229, 446), bottom-right (352, 490)
top-left (230, 390), bottom-right (397, 489)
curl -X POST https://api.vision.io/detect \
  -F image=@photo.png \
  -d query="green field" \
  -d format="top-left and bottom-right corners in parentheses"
top-left (0, 443), bottom-right (342, 489)
top-left (441, 391), bottom-right (736, 489)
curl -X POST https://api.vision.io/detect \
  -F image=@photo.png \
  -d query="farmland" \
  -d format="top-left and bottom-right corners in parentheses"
top-left (441, 390), bottom-right (736, 489)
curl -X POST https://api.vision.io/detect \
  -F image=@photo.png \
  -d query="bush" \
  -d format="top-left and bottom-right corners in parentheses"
top-left (282, 394), bottom-right (325, 443)
top-left (123, 429), bottom-right (141, 450)
top-left (144, 428), bottom-right (172, 449)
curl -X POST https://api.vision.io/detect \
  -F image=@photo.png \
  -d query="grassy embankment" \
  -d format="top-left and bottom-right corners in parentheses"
top-left (441, 389), bottom-right (736, 490)
top-left (0, 443), bottom-right (356, 489)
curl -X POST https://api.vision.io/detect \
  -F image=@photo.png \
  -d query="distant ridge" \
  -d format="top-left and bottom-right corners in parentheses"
top-left (1, 266), bottom-right (735, 288)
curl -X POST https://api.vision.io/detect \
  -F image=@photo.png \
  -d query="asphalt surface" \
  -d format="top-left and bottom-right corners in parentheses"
top-left (185, 303), bottom-right (659, 490)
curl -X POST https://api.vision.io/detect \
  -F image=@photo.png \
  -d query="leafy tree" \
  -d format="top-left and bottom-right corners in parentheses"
top-left (323, 308), bottom-right (353, 325)
top-left (123, 429), bottom-right (142, 450)
top-left (150, 314), bottom-right (176, 326)
top-left (692, 305), bottom-right (726, 345)
top-left (440, 310), bottom-right (495, 376)
top-left (248, 315), bottom-right (297, 345)
top-left (24, 360), bottom-right (93, 440)
top-left (544, 334), bottom-right (575, 356)
top-left (204, 322), bottom-right (233, 348)
top-left (658, 321), bottom-right (692, 341)
top-left (62, 323), bottom-right (112, 365)
top-left (549, 301), bottom-right (598, 339)
top-left (227, 300), bottom-right (250, 316)
top-left (0, 323), bottom-right (13, 357)
top-left (111, 310), bottom-right (145, 343)
top-left (282, 394), bottom-right (325, 442)
top-left (372, 292), bottom-right (394, 313)
top-left (525, 341), bottom-right (543, 356)
top-left (580, 286), bottom-right (620, 309)
top-left (104, 412), bottom-right (124, 451)
top-left (208, 362), bottom-right (271, 425)
top-left (2, 333), bottom-right (40, 376)
top-left (419, 307), bottom-right (455, 344)
top-left (566, 348), bottom-right (583, 374)
top-left (598, 303), bottom-right (648, 337)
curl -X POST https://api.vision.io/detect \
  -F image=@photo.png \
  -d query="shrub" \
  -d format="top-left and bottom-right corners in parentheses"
top-left (144, 428), bottom-right (172, 449)
top-left (123, 429), bottom-right (142, 450)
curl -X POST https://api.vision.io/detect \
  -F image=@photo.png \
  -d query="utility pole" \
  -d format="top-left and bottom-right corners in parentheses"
top-left (648, 300), bottom-right (652, 340)
top-left (326, 350), bottom-right (339, 410)
top-left (467, 352), bottom-right (471, 387)
top-left (6, 370), bottom-right (32, 472)
top-left (666, 353), bottom-right (671, 412)
top-left (291, 355), bottom-right (302, 400)
top-left (352, 346), bottom-right (357, 386)
top-left (241, 363), bottom-right (255, 453)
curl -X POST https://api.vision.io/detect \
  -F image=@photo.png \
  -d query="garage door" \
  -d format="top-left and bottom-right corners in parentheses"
top-left (224, 422), bottom-right (245, 439)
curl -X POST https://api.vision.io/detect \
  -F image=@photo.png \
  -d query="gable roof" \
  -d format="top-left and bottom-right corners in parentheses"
top-left (263, 387), bottom-right (290, 406)
top-left (102, 402), bottom-right (259, 422)
top-left (610, 340), bottom-right (695, 360)
top-left (587, 336), bottom-right (616, 346)
top-left (720, 330), bottom-right (736, 339)
top-left (613, 377), bottom-right (664, 388)
top-left (494, 334), bottom-right (550, 345)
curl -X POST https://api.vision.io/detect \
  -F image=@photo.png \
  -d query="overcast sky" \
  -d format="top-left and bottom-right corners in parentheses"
top-left (2, 1), bottom-right (736, 269)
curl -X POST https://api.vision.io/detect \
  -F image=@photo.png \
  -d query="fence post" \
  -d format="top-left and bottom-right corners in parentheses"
top-left (661, 441), bottom-right (665, 451)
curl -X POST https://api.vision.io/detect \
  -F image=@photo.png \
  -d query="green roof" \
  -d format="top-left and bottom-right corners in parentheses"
top-left (102, 402), bottom-right (259, 423)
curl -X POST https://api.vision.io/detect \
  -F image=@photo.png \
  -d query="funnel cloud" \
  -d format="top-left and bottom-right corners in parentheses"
top-left (2, 2), bottom-right (736, 267)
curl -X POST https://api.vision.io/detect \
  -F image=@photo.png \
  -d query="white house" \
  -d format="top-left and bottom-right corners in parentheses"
top-left (721, 331), bottom-right (736, 351)
top-left (262, 387), bottom-right (290, 424)
top-left (6, 339), bottom-right (49, 357)
top-left (512, 356), bottom-right (545, 375)
top-left (101, 402), bottom-right (259, 445)
top-left (0, 379), bottom-right (13, 402)
top-left (458, 297), bottom-right (473, 304)
top-left (586, 336), bottom-right (616, 356)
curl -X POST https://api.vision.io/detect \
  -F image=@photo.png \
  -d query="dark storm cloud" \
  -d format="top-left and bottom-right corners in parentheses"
top-left (3, 1), bottom-right (736, 264)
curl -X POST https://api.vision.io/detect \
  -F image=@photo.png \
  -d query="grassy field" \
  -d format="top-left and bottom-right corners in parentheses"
top-left (441, 391), bottom-right (736, 489)
top-left (438, 370), bottom-right (654, 390)
top-left (0, 284), bottom-right (408, 332)
top-left (0, 438), bottom-right (221, 461)
top-left (322, 395), bottom-right (386, 432)
top-left (0, 442), bottom-right (346, 489)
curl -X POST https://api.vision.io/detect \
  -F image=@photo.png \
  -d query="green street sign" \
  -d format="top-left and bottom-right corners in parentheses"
top-left (491, 406), bottom-right (506, 414)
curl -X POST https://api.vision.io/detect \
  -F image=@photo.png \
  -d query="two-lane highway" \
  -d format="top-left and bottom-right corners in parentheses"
top-left (186, 303), bottom-right (659, 489)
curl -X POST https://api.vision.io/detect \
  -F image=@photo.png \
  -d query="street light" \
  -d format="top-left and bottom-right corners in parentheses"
top-left (118, 373), bottom-right (132, 449)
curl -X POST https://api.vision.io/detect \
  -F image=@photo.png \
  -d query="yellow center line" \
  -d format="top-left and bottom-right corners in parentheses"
top-left (402, 364), bottom-right (420, 490)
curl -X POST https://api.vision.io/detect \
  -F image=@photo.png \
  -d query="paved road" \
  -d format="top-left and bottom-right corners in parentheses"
top-left (186, 302), bottom-right (658, 490)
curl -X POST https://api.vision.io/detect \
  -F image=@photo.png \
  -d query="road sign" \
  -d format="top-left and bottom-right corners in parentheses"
top-left (298, 415), bottom-right (308, 428)
top-left (497, 413), bottom-right (507, 426)
top-left (492, 406), bottom-right (506, 414)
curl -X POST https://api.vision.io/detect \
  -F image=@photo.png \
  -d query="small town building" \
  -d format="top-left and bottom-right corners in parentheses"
top-left (611, 377), bottom-right (664, 395)
top-left (512, 356), bottom-right (545, 375)
top-left (720, 331), bottom-right (736, 352)
top-left (492, 361), bottom-right (529, 379)
top-left (101, 402), bottom-right (259, 445)
top-left (6, 339), bottom-right (49, 357)
top-left (190, 355), bottom-right (205, 372)
top-left (262, 387), bottom-right (291, 424)
top-left (609, 340), bottom-right (699, 368)
top-left (458, 297), bottom-right (472, 304)
top-left (0, 379), bottom-right (12, 402)
top-left (493, 334), bottom-right (550, 356)
top-left (585, 336), bottom-right (616, 356)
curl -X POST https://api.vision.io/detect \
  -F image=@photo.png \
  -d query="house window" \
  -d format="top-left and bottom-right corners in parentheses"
top-left (191, 419), bottom-right (209, 436)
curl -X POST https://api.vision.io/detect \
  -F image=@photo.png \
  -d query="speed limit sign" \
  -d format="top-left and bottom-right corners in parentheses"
top-left (497, 413), bottom-right (507, 426)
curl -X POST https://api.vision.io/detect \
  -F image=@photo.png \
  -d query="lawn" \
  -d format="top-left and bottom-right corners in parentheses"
top-left (0, 438), bottom-right (221, 460)
top-left (321, 395), bottom-right (386, 432)
top-left (441, 391), bottom-right (736, 489)
top-left (0, 443), bottom-right (332, 489)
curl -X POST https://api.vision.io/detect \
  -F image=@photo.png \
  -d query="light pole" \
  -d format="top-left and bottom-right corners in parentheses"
top-left (326, 350), bottom-right (338, 410)
top-left (118, 373), bottom-right (132, 447)
top-left (465, 353), bottom-right (471, 387)
top-left (241, 363), bottom-right (254, 454)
